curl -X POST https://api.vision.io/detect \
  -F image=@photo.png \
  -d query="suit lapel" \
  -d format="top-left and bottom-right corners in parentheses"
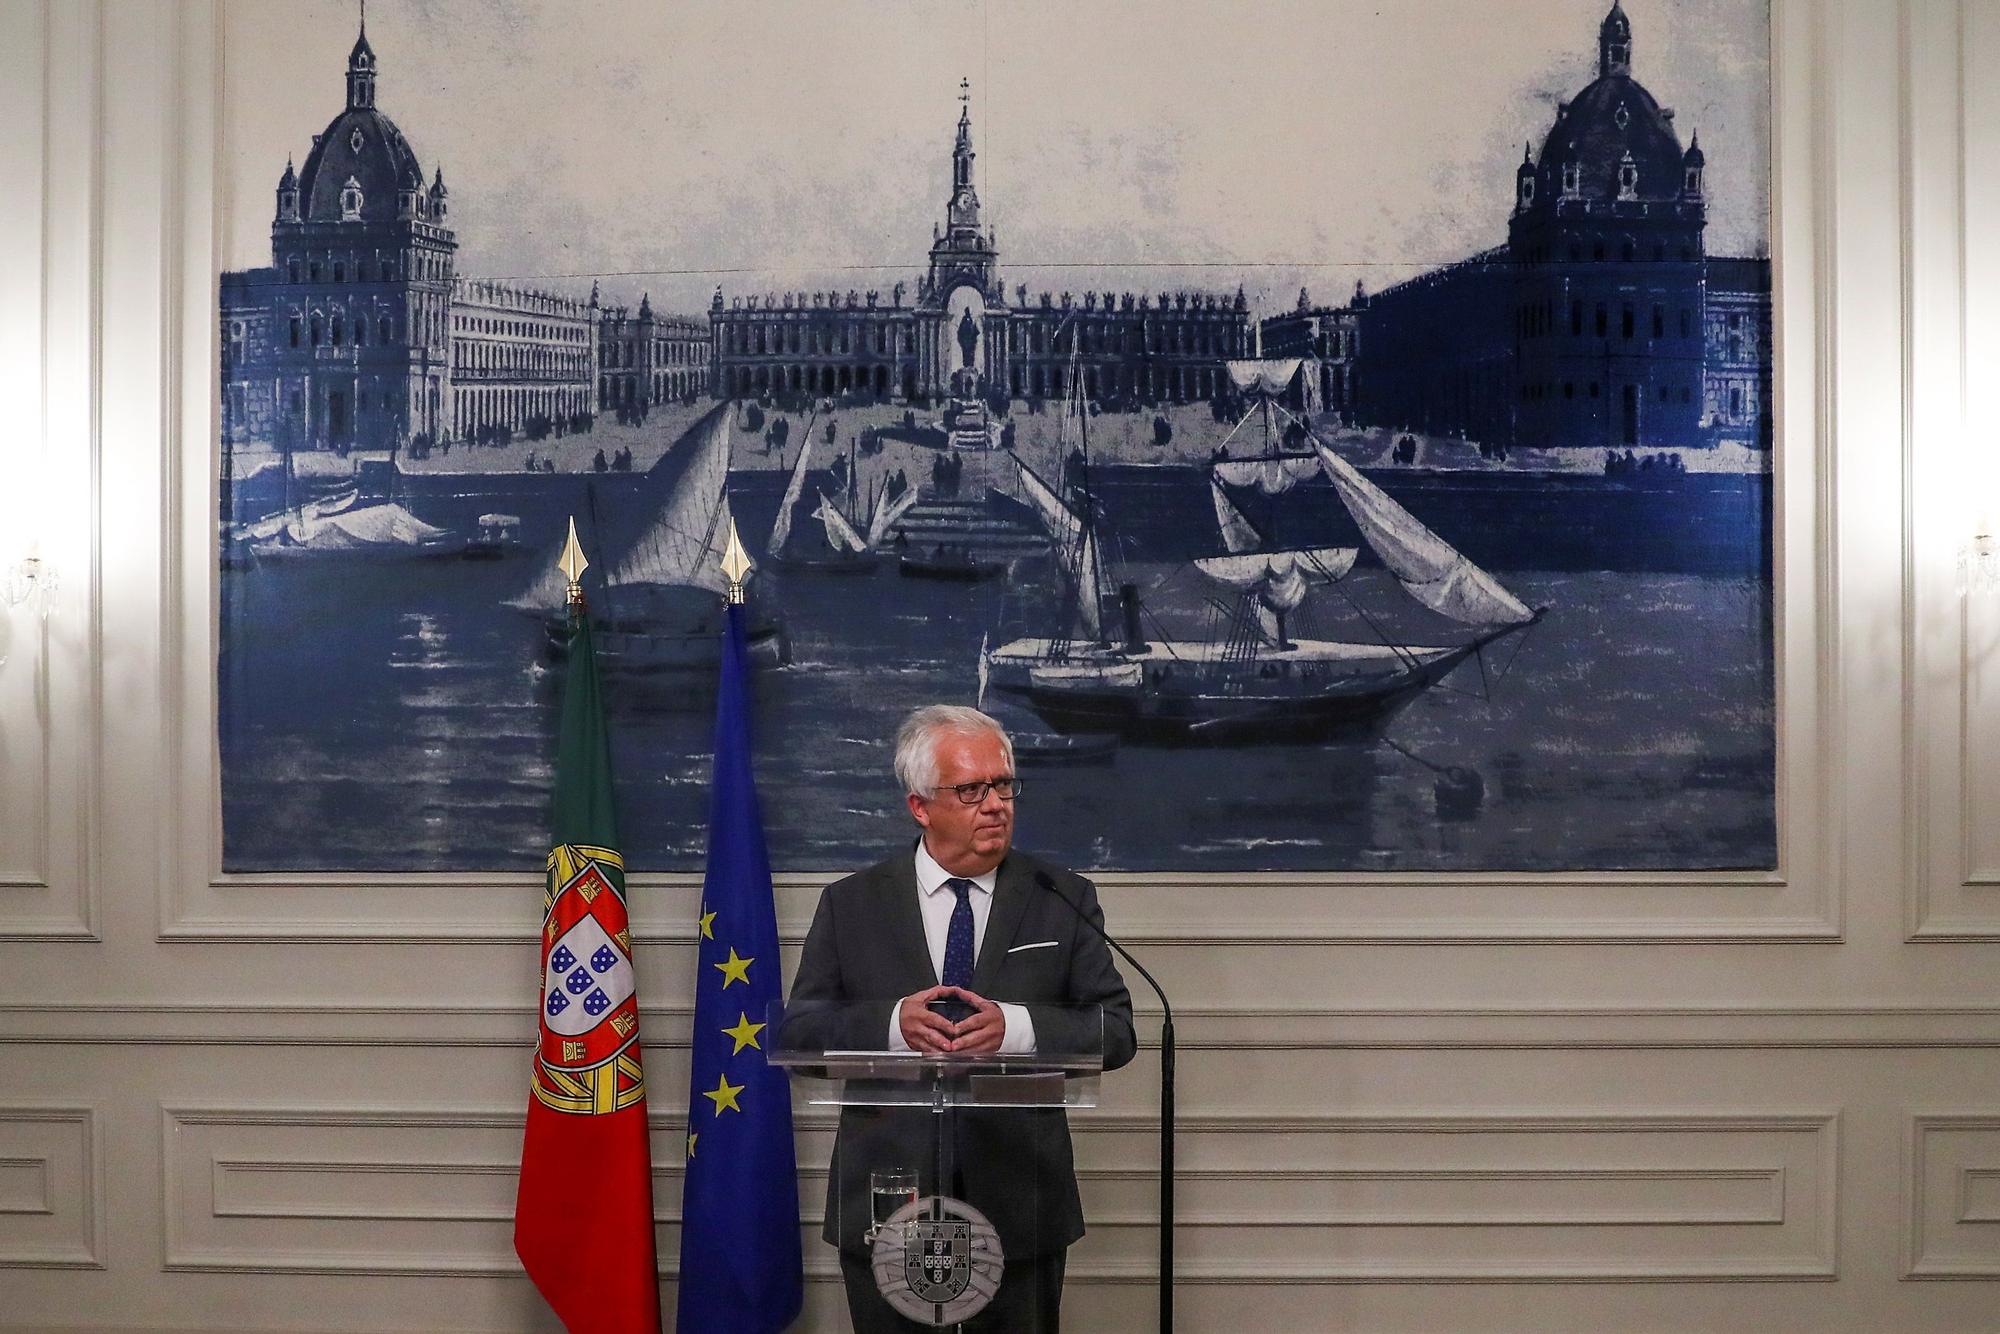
top-left (878, 852), bottom-right (938, 989)
top-left (972, 854), bottom-right (1034, 994)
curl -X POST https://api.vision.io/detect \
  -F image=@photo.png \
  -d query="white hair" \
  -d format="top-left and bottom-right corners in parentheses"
top-left (894, 705), bottom-right (1014, 799)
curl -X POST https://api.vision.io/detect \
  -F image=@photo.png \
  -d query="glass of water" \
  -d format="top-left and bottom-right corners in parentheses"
top-left (867, 1168), bottom-right (919, 1244)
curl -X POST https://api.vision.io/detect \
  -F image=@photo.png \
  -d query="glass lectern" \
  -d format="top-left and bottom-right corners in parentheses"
top-left (769, 1001), bottom-right (1105, 1329)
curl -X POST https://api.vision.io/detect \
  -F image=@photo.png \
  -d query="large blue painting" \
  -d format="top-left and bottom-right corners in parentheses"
top-left (216, 0), bottom-right (1775, 873)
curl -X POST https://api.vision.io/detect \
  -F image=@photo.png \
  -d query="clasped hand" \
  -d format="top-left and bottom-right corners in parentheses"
top-left (898, 985), bottom-right (1004, 1054)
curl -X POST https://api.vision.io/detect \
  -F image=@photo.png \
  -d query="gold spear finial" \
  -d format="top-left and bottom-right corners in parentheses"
top-left (720, 517), bottom-right (752, 605)
top-left (558, 516), bottom-right (589, 611)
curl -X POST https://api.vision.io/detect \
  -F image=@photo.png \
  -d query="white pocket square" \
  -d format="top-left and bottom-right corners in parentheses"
top-left (1007, 940), bottom-right (1059, 954)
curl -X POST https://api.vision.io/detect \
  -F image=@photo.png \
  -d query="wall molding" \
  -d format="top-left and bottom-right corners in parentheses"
top-left (0, 1103), bottom-right (103, 1270)
top-left (17, 1001), bottom-right (2000, 1050)
top-left (1905, 0), bottom-right (2000, 938)
top-left (1904, 1110), bottom-right (2000, 1278)
top-left (1900, 0), bottom-right (1985, 940)
top-left (0, 0), bottom-right (102, 943)
top-left (208, 1156), bottom-right (1783, 1229)
top-left (164, 1104), bottom-right (1836, 1283)
top-left (152, 867), bottom-right (1842, 947)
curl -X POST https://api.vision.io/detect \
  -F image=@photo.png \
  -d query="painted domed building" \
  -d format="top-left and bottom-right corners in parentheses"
top-left (221, 18), bottom-right (613, 458)
top-left (267, 20), bottom-right (461, 452)
top-left (1350, 1), bottom-right (1771, 453)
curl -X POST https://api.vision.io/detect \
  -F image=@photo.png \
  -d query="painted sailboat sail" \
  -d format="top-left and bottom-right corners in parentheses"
top-left (1069, 527), bottom-right (1107, 642)
top-left (1214, 356), bottom-right (1319, 496)
top-left (1194, 549), bottom-right (1355, 601)
top-left (1225, 358), bottom-right (1305, 397)
top-left (812, 492), bottom-right (869, 554)
top-left (1006, 450), bottom-right (1105, 641)
top-left (1206, 553), bottom-right (1308, 644)
top-left (1203, 476), bottom-right (1357, 585)
top-left (1212, 453), bottom-right (1320, 495)
top-left (864, 484), bottom-right (921, 548)
top-left (603, 403), bottom-right (735, 595)
top-left (766, 426), bottom-right (815, 557)
top-left (1209, 476), bottom-right (1263, 554)
top-left (1309, 437), bottom-right (1534, 626)
top-left (509, 402), bottom-right (738, 609)
top-left (273, 502), bottom-right (449, 550)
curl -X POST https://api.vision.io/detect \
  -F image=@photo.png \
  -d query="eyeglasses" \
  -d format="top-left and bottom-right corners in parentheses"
top-left (930, 777), bottom-right (1023, 804)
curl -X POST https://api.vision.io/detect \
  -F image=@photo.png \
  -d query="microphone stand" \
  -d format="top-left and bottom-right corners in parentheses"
top-left (1037, 873), bottom-right (1174, 1333)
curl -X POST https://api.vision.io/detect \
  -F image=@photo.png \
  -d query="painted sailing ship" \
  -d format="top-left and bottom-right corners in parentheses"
top-left (983, 356), bottom-right (1541, 743)
top-left (251, 497), bottom-right (461, 561)
top-left (513, 401), bottom-right (787, 671)
top-left (766, 412), bottom-right (918, 574)
top-left (242, 438), bottom-right (463, 563)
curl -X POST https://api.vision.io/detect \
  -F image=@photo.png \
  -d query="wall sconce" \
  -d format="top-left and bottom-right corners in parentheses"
top-left (1962, 528), bottom-right (2000, 595)
top-left (2, 553), bottom-right (58, 619)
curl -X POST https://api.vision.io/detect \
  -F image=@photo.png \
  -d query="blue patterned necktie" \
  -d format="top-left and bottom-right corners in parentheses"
top-left (940, 877), bottom-right (976, 989)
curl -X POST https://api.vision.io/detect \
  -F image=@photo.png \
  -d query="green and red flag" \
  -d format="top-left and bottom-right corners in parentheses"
top-left (515, 582), bottom-right (661, 1333)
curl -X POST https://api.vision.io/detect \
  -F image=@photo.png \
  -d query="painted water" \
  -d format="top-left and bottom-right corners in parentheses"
top-left (218, 464), bottom-right (1773, 874)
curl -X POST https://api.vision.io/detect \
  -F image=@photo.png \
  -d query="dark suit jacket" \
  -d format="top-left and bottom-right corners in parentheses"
top-left (785, 846), bottom-right (1136, 1258)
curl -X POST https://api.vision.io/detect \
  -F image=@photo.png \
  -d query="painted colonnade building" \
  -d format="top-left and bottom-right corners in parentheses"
top-left (708, 87), bottom-right (1251, 406)
top-left (1256, 286), bottom-right (1364, 422)
top-left (598, 293), bottom-right (709, 411)
top-left (450, 279), bottom-right (597, 441)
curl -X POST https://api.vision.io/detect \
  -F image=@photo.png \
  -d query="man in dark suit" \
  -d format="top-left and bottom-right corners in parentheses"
top-left (787, 705), bottom-right (1137, 1332)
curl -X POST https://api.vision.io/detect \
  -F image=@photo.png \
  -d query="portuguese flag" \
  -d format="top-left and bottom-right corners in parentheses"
top-left (515, 607), bottom-right (662, 1333)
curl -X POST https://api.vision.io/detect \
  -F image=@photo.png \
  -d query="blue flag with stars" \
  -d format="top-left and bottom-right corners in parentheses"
top-left (678, 601), bottom-right (803, 1332)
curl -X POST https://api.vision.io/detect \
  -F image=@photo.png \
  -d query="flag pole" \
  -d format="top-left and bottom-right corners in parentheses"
top-left (559, 514), bottom-right (590, 615)
top-left (720, 516), bottom-right (752, 606)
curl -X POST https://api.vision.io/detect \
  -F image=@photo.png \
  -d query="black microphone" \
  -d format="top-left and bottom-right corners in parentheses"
top-left (1034, 870), bottom-right (1176, 1333)
top-left (1033, 871), bottom-right (1173, 1034)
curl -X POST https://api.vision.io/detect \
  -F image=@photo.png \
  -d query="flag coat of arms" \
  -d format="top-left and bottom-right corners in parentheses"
top-left (516, 609), bottom-right (662, 1333)
top-left (677, 598), bottom-right (804, 1332)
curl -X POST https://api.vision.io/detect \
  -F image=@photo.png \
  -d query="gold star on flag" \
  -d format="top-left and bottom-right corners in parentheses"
top-left (722, 1011), bottom-right (766, 1055)
top-left (703, 1072), bottom-right (745, 1115)
top-left (713, 946), bottom-right (753, 988)
top-left (698, 909), bottom-right (717, 940)
top-left (686, 1132), bottom-right (698, 1159)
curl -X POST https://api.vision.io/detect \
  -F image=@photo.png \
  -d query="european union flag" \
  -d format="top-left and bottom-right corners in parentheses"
top-left (677, 600), bottom-right (804, 1332)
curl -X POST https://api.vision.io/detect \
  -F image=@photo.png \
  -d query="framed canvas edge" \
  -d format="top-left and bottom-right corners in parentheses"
top-left (158, 0), bottom-right (1834, 945)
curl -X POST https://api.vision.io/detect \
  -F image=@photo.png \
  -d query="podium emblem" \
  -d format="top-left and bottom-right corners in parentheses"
top-left (872, 1195), bottom-right (1003, 1326)
top-left (907, 1219), bottom-right (971, 1301)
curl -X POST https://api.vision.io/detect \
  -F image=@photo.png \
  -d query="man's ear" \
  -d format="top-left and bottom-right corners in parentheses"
top-left (906, 792), bottom-right (930, 829)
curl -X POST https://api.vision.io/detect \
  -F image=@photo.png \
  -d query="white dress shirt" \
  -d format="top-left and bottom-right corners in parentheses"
top-left (885, 841), bottom-right (1038, 1054)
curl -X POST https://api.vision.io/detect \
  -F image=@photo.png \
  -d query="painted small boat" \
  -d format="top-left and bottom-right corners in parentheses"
top-left (898, 546), bottom-right (1006, 581)
top-left (462, 512), bottom-right (525, 561)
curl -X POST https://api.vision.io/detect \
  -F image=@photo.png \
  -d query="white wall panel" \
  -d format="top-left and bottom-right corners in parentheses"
top-left (1965, 1), bottom-right (2000, 894)
top-left (1905, 0), bottom-right (2000, 940)
top-left (0, 0), bottom-right (98, 942)
top-left (0, 0), bottom-right (49, 886)
top-left (0, 1105), bottom-right (101, 1269)
top-left (1905, 1112), bottom-right (2000, 1277)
